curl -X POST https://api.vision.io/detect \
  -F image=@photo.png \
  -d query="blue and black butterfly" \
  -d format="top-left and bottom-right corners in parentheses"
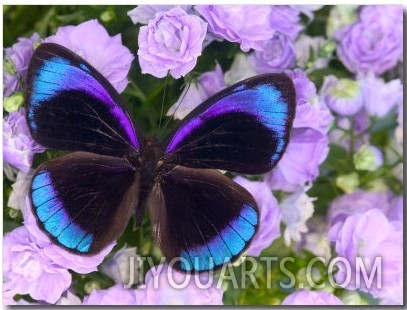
top-left (26, 43), bottom-right (296, 273)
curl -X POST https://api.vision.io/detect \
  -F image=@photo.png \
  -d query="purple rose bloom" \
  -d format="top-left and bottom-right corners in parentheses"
top-left (328, 209), bottom-right (403, 304)
top-left (320, 75), bottom-right (363, 116)
top-left (336, 5), bottom-right (403, 76)
top-left (195, 5), bottom-right (275, 52)
top-left (282, 290), bottom-right (344, 305)
top-left (328, 190), bottom-right (391, 227)
top-left (3, 226), bottom-right (72, 304)
top-left (137, 264), bottom-right (223, 305)
top-left (83, 284), bottom-right (140, 305)
top-left (7, 169), bottom-right (34, 215)
top-left (44, 19), bottom-right (133, 93)
top-left (3, 108), bottom-right (46, 172)
top-left (167, 64), bottom-right (225, 119)
top-left (128, 5), bottom-right (193, 24)
top-left (3, 33), bottom-right (40, 96)
top-left (269, 5), bottom-right (303, 40)
top-left (138, 7), bottom-right (207, 79)
top-left (24, 197), bottom-right (115, 274)
top-left (249, 33), bottom-right (296, 73)
top-left (360, 74), bottom-right (403, 117)
top-left (233, 176), bottom-right (281, 256)
top-left (265, 69), bottom-right (332, 192)
top-left (287, 69), bottom-right (333, 134)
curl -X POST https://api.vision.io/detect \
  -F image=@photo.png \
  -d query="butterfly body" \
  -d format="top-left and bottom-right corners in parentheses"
top-left (26, 43), bottom-right (296, 272)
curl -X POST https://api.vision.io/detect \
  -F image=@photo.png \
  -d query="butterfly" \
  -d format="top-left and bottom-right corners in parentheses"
top-left (25, 43), bottom-right (296, 273)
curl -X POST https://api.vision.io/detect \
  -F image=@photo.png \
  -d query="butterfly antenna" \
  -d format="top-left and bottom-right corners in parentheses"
top-left (158, 72), bottom-right (170, 133)
top-left (160, 81), bottom-right (193, 135)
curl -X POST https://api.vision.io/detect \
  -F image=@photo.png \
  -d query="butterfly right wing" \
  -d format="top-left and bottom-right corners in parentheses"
top-left (30, 151), bottom-right (138, 254)
top-left (26, 43), bottom-right (142, 157)
top-left (148, 166), bottom-right (259, 273)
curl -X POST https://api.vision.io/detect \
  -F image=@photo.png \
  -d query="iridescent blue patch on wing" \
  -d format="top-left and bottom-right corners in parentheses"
top-left (179, 204), bottom-right (258, 272)
top-left (30, 55), bottom-right (139, 148)
top-left (166, 83), bottom-right (290, 158)
top-left (31, 170), bottom-right (93, 252)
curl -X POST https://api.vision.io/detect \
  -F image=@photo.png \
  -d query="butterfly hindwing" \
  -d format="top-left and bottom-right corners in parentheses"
top-left (163, 74), bottom-right (296, 174)
top-left (30, 151), bottom-right (138, 254)
top-left (148, 166), bottom-right (259, 272)
top-left (26, 43), bottom-right (142, 157)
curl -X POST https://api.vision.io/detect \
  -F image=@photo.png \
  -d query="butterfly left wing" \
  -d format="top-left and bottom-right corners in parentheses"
top-left (30, 151), bottom-right (138, 254)
top-left (148, 166), bottom-right (258, 272)
top-left (26, 43), bottom-right (142, 157)
top-left (163, 74), bottom-right (296, 174)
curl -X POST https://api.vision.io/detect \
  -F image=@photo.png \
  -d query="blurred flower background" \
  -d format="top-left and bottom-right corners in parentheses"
top-left (2, 5), bottom-right (403, 305)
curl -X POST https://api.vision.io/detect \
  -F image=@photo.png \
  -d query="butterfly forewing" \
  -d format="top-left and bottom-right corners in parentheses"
top-left (148, 166), bottom-right (259, 272)
top-left (163, 74), bottom-right (296, 174)
top-left (26, 43), bottom-right (142, 157)
top-left (30, 152), bottom-right (138, 254)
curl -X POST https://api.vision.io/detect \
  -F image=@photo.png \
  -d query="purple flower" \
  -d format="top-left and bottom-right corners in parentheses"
top-left (328, 190), bottom-right (392, 227)
top-left (3, 33), bottom-right (40, 97)
top-left (3, 226), bottom-right (72, 304)
top-left (195, 5), bottom-right (275, 52)
top-left (320, 75), bottom-right (363, 116)
top-left (128, 5), bottom-right (193, 24)
top-left (288, 69), bottom-right (333, 134)
top-left (282, 290), bottom-right (344, 305)
top-left (137, 264), bottom-right (223, 305)
top-left (44, 19), bottom-right (133, 93)
top-left (3, 108), bottom-right (46, 172)
top-left (167, 64), bottom-right (225, 119)
top-left (138, 7), bottom-right (207, 79)
top-left (269, 5), bottom-right (303, 40)
top-left (336, 5), bottom-right (403, 76)
top-left (233, 176), bottom-right (281, 256)
top-left (360, 73), bottom-right (403, 117)
top-left (249, 33), bottom-right (295, 73)
top-left (83, 284), bottom-right (140, 305)
top-left (7, 169), bottom-right (34, 215)
top-left (24, 197), bottom-right (115, 274)
top-left (328, 209), bottom-right (403, 304)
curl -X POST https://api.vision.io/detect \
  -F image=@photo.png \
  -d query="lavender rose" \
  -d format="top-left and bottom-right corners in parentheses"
top-left (3, 33), bottom-right (40, 97)
top-left (269, 5), bottom-right (303, 40)
top-left (3, 226), bottom-right (72, 304)
top-left (328, 209), bottom-right (402, 304)
top-left (3, 108), bottom-right (46, 172)
top-left (320, 75), bottom-right (363, 116)
top-left (336, 5), bottom-right (403, 76)
top-left (249, 33), bottom-right (296, 73)
top-left (44, 19), bottom-right (134, 93)
top-left (138, 7), bottom-right (207, 79)
top-left (83, 284), bottom-right (140, 305)
top-left (195, 5), bottom-right (275, 52)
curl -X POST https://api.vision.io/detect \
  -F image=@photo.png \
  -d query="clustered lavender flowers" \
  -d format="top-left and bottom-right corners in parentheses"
top-left (3, 5), bottom-right (403, 305)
